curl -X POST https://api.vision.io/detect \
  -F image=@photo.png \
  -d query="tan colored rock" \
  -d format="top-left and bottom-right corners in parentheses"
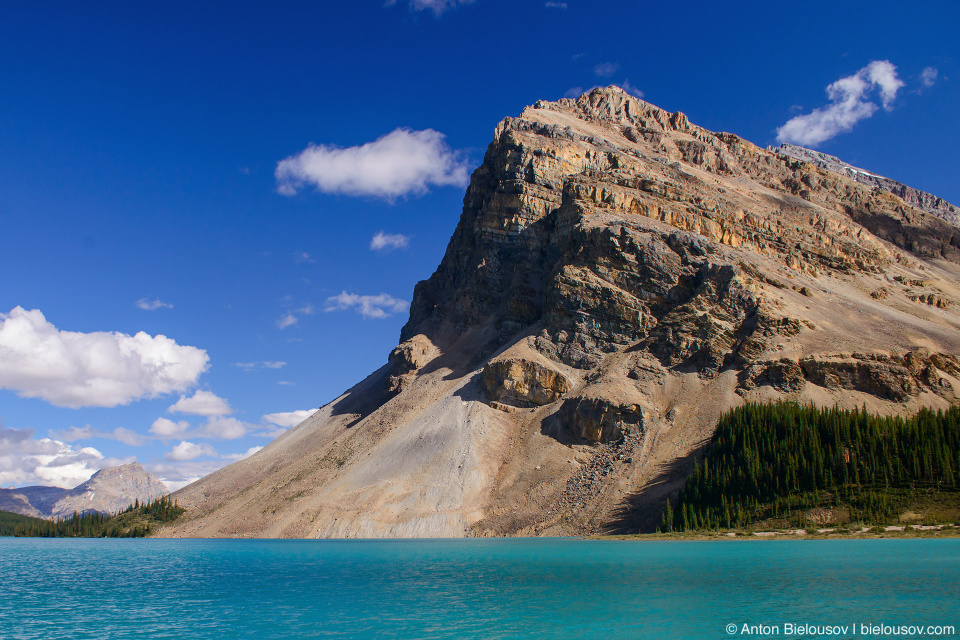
top-left (482, 358), bottom-right (570, 408)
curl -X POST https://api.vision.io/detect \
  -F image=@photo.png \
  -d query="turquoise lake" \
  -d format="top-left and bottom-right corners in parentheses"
top-left (1, 538), bottom-right (958, 639)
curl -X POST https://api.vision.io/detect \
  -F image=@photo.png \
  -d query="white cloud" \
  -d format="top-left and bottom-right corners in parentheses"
top-left (275, 128), bottom-right (470, 200)
top-left (150, 417), bottom-right (191, 439)
top-left (776, 60), bottom-right (905, 147)
top-left (0, 426), bottom-right (104, 488)
top-left (594, 62), bottom-right (620, 78)
top-left (276, 313), bottom-right (298, 329)
top-left (197, 416), bottom-right (250, 440)
top-left (370, 231), bottom-right (410, 251)
top-left (167, 390), bottom-right (232, 417)
top-left (135, 297), bottom-right (173, 311)
top-left (277, 380), bottom-right (295, 386)
top-left (324, 292), bottom-right (409, 319)
top-left (164, 440), bottom-right (217, 462)
top-left (262, 409), bottom-right (318, 429)
top-left (545, 2), bottom-right (567, 8)
top-left (276, 305), bottom-right (315, 330)
top-left (233, 361), bottom-right (287, 371)
top-left (256, 408), bottom-right (317, 438)
top-left (921, 67), bottom-right (938, 88)
top-left (0, 307), bottom-right (209, 408)
top-left (621, 80), bottom-right (644, 98)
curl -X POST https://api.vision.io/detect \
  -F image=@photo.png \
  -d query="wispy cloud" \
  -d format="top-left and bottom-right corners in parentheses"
top-left (776, 60), bottom-right (905, 147)
top-left (294, 251), bottom-right (315, 264)
top-left (233, 361), bottom-right (287, 372)
top-left (135, 297), bottom-right (173, 311)
top-left (621, 80), bottom-right (644, 98)
top-left (370, 231), bottom-right (410, 251)
top-left (276, 128), bottom-right (470, 200)
top-left (52, 425), bottom-right (145, 447)
top-left (0, 306), bottom-right (208, 409)
top-left (263, 409), bottom-right (318, 428)
top-left (593, 62), bottom-right (620, 78)
top-left (167, 390), bottom-right (232, 417)
top-left (324, 292), bottom-right (409, 319)
top-left (921, 66), bottom-right (938, 88)
top-left (385, 0), bottom-right (474, 16)
top-left (545, 2), bottom-right (567, 8)
top-left (275, 304), bottom-right (315, 330)
top-left (220, 446), bottom-right (263, 462)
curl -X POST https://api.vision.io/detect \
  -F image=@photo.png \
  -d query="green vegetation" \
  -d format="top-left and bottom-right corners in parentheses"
top-left (12, 495), bottom-right (185, 538)
top-left (660, 402), bottom-right (960, 532)
top-left (0, 509), bottom-right (49, 536)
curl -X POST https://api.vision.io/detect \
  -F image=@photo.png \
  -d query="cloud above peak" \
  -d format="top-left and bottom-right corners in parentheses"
top-left (777, 60), bottom-right (905, 147)
top-left (370, 231), bottom-right (410, 251)
top-left (0, 306), bottom-right (208, 408)
top-left (324, 292), bottom-right (409, 319)
top-left (275, 128), bottom-right (470, 200)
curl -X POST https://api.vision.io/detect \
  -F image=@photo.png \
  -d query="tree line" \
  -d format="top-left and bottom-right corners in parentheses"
top-left (11, 495), bottom-right (185, 538)
top-left (660, 402), bottom-right (960, 532)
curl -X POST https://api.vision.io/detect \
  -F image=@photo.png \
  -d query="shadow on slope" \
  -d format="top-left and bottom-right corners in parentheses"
top-left (602, 446), bottom-right (706, 534)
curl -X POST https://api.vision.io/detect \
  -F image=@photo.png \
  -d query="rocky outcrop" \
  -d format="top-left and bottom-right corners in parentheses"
top-left (159, 87), bottom-right (960, 540)
top-left (740, 350), bottom-right (960, 401)
top-left (561, 397), bottom-right (644, 443)
top-left (482, 358), bottom-right (570, 409)
top-left (0, 463), bottom-right (169, 520)
top-left (385, 334), bottom-right (440, 395)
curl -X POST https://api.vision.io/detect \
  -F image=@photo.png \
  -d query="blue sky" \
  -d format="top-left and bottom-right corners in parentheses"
top-left (1, 0), bottom-right (957, 490)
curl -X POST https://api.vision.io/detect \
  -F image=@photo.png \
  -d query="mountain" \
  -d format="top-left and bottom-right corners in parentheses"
top-left (0, 463), bottom-right (169, 520)
top-left (159, 87), bottom-right (960, 538)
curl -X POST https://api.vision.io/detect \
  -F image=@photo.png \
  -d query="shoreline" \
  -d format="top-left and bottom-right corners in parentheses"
top-left (593, 523), bottom-right (960, 541)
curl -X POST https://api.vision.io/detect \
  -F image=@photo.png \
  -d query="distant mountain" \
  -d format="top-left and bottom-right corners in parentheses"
top-left (0, 463), bottom-right (168, 520)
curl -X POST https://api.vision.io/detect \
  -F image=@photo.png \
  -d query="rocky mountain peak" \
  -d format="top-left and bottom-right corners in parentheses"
top-left (0, 462), bottom-right (169, 520)
top-left (162, 90), bottom-right (960, 539)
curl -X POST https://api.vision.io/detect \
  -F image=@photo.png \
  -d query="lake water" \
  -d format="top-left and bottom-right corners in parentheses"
top-left (0, 538), bottom-right (958, 639)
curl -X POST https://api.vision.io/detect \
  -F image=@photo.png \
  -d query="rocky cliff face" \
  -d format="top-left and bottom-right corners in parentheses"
top-left (159, 87), bottom-right (960, 539)
top-left (0, 462), bottom-right (169, 520)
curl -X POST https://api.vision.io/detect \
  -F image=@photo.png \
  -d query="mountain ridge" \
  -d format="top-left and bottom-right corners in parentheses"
top-left (159, 87), bottom-right (960, 538)
top-left (0, 462), bottom-right (169, 520)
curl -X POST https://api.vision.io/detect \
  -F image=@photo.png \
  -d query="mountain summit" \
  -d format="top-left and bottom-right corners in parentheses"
top-left (0, 462), bottom-right (169, 520)
top-left (161, 87), bottom-right (960, 538)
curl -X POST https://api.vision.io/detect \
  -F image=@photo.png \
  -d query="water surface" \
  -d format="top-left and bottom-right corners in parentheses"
top-left (1, 538), bottom-right (957, 639)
